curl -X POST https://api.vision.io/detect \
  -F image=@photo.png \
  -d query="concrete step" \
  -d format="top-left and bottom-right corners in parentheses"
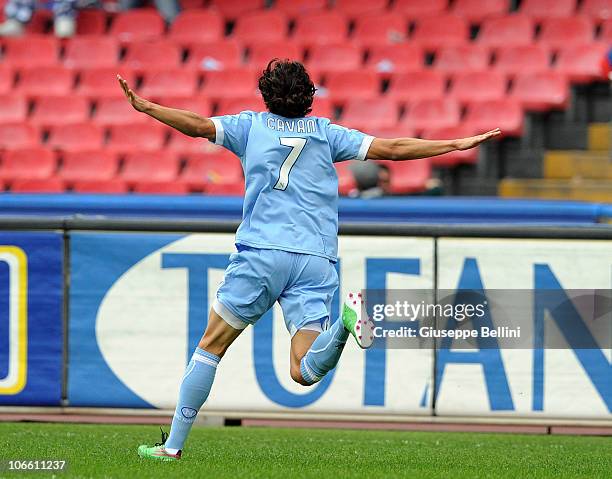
top-left (544, 150), bottom-right (612, 180)
top-left (588, 123), bottom-right (611, 151)
top-left (499, 179), bottom-right (612, 202)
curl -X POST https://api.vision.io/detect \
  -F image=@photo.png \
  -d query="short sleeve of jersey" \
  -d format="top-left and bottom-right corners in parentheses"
top-left (210, 111), bottom-right (253, 157)
top-left (326, 122), bottom-right (375, 163)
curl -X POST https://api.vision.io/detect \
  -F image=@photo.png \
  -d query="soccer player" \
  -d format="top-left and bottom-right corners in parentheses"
top-left (118, 60), bottom-right (500, 461)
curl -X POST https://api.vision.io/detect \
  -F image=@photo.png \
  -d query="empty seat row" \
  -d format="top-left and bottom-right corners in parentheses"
top-left (6, 43), bottom-right (594, 90)
top-left (17, 0), bottom-right (612, 38)
top-left (2, 14), bottom-right (610, 69)
top-left (0, 148), bottom-right (244, 192)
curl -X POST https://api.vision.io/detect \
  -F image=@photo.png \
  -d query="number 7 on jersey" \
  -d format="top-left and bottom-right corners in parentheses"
top-left (274, 137), bottom-right (307, 191)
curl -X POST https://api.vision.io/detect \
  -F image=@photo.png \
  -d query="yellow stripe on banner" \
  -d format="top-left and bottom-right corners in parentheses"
top-left (0, 246), bottom-right (27, 395)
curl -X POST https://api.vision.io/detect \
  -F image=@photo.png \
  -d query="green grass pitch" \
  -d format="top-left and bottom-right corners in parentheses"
top-left (0, 422), bottom-right (610, 478)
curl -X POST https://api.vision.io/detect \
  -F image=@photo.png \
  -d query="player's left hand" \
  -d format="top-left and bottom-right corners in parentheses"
top-left (455, 128), bottom-right (502, 150)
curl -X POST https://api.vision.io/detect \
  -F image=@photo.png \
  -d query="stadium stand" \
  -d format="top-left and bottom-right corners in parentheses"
top-left (0, 0), bottom-right (608, 199)
top-left (387, 70), bottom-right (447, 101)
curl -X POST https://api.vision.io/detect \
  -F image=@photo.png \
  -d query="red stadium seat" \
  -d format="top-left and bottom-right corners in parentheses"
top-left (16, 67), bottom-right (74, 97)
top-left (341, 98), bottom-right (399, 130)
top-left (76, 68), bottom-right (136, 99)
top-left (539, 17), bottom-right (593, 49)
top-left (392, 0), bottom-right (448, 19)
top-left (0, 123), bottom-right (39, 149)
top-left (180, 151), bottom-right (243, 189)
top-left (401, 99), bottom-right (461, 133)
top-left (364, 44), bottom-right (424, 75)
top-left (76, 9), bottom-right (107, 35)
top-left (31, 96), bottom-right (90, 127)
top-left (0, 68), bottom-right (14, 94)
top-left (353, 14), bottom-right (408, 46)
top-left (60, 150), bottom-right (119, 182)
top-left (511, 72), bottom-right (569, 111)
top-left (369, 126), bottom-right (417, 140)
top-left (133, 181), bottom-right (189, 194)
top-left (209, 0), bottom-right (264, 19)
top-left (124, 41), bottom-right (181, 70)
top-left (325, 71), bottom-right (380, 105)
top-left (3, 36), bottom-right (59, 67)
top-left (109, 10), bottom-right (165, 43)
top-left (449, 71), bottom-right (507, 104)
top-left (293, 12), bottom-right (348, 47)
top-left (216, 96), bottom-right (265, 115)
top-left (478, 15), bottom-right (534, 47)
top-left (93, 97), bottom-right (151, 125)
top-left (434, 45), bottom-right (491, 72)
top-left (464, 99), bottom-right (523, 137)
top-left (308, 44), bottom-right (363, 73)
top-left (72, 179), bottom-right (129, 193)
top-left (451, 0), bottom-right (509, 22)
top-left (580, 0), bottom-right (612, 21)
top-left (411, 16), bottom-right (469, 51)
top-left (10, 178), bottom-right (65, 193)
top-left (493, 45), bottom-right (550, 76)
top-left (140, 70), bottom-right (199, 99)
top-left (387, 70), bottom-right (447, 102)
top-left (274, 0), bottom-right (327, 16)
top-left (107, 124), bottom-right (166, 152)
top-left (0, 148), bottom-right (56, 180)
top-left (206, 181), bottom-right (245, 195)
top-left (155, 97), bottom-right (213, 115)
top-left (333, 0), bottom-right (388, 17)
top-left (0, 96), bottom-right (27, 124)
top-left (519, 0), bottom-right (576, 19)
top-left (247, 42), bottom-right (302, 68)
top-left (334, 162), bottom-right (357, 196)
top-left (422, 125), bottom-right (480, 167)
top-left (169, 10), bottom-right (224, 45)
top-left (383, 159), bottom-right (431, 194)
top-left (603, 19), bottom-right (612, 42)
top-left (121, 151), bottom-right (180, 183)
top-left (201, 69), bottom-right (258, 99)
top-left (48, 123), bottom-right (104, 151)
top-left (555, 43), bottom-right (609, 83)
top-left (186, 41), bottom-right (244, 70)
top-left (167, 129), bottom-right (216, 153)
top-left (64, 37), bottom-right (119, 69)
top-left (309, 96), bottom-right (334, 118)
top-left (22, 11), bottom-right (51, 35)
top-left (233, 11), bottom-right (289, 43)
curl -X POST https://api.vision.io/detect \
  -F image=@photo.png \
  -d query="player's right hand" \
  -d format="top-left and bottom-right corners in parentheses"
top-left (117, 75), bottom-right (149, 112)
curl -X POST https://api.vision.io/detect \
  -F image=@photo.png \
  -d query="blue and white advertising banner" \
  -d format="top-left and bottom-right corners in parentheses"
top-left (436, 239), bottom-right (611, 419)
top-left (0, 232), bottom-right (63, 406)
top-left (68, 232), bottom-right (435, 415)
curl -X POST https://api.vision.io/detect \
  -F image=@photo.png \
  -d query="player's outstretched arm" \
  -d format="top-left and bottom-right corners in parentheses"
top-left (117, 75), bottom-right (215, 141)
top-left (366, 129), bottom-right (501, 161)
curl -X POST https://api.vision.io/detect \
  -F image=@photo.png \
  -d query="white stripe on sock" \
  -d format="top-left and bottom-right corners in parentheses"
top-left (192, 354), bottom-right (218, 368)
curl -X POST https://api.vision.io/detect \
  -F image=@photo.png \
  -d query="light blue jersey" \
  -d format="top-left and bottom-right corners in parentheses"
top-left (210, 111), bottom-right (374, 262)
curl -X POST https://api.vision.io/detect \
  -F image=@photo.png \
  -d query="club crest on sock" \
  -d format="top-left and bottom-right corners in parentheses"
top-left (181, 407), bottom-right (198, 419)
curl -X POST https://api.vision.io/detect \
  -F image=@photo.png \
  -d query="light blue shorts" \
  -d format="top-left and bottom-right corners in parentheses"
top-left (214, 245), bottom-right (338, 336)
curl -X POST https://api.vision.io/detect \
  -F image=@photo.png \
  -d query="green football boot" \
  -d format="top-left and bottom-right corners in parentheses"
top-left (341, 292), bottom-right (374, 349)
top-left (138, 428), bottom-right (181, 462)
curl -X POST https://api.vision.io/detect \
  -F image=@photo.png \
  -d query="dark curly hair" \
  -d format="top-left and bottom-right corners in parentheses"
top-left (258, 59), bottom-right (316, 118)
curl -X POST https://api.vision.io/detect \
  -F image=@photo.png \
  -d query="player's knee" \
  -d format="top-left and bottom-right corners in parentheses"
top-left (290, 365), bottom-right (311, 386)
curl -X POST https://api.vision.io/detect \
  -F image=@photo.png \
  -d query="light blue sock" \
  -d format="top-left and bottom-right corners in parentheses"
top-left (300, 318), bottom-right (349, 385)
top-left (165, 347), bottom-right (220, 451)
